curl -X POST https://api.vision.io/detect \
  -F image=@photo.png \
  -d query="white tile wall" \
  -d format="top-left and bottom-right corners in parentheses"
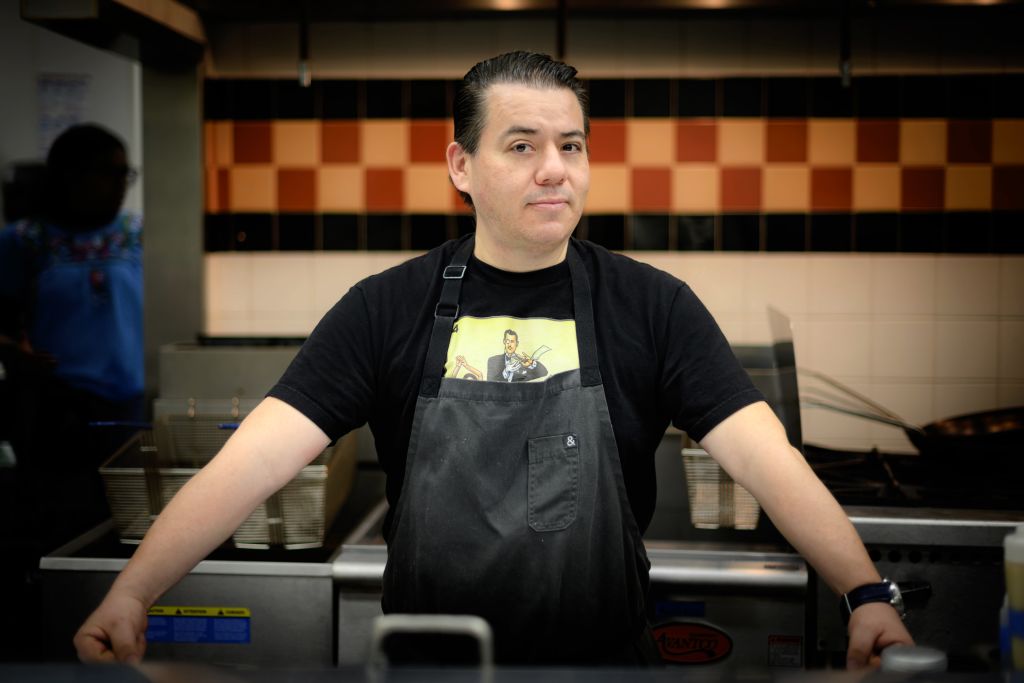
top-left (205, 252), bottom-right (1023, 453)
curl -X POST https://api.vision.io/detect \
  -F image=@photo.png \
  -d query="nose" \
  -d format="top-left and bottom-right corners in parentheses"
top-left (535, 143), bottom-right (567, 185)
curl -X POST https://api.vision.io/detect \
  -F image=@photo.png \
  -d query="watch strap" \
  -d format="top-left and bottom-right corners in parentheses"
top-left (840, 579), bottom-right (903, 623)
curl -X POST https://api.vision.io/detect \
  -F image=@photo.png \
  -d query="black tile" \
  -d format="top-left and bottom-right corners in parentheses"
top-left (899, 213), bottom-right (943, 253)
top-left (588, 79), bottom-right (626, 118)
top-left (278, 213), bottom-right (316, 251)
top-left (410, 214), bottom-right (448, 250)
top-left (322, 80), bottom-right (360, 119)
top-left (203, 79), bottom-right (230, 120)
top-left (410, 80), bottom-right (448, 118)
top-left (367, 214), bottom-right (403, 250)
top-left (994, 74), bottom-right (1024, 117)
top-left (323, 214), bottom-right (359, 250)
top-left (632, 79), bottom-right (671, 117)
top-left (204, 213), bottom-right (233, 252)
top-left (764, 78), bottom-right (808, 118)
top-left (586, 215), bottom-right (625, 250)
top-left (229, 80), bottom-right (275, 120)
top-left (456, 214), bottom-right (476, 239)
top-left (722, 78), bottom-right (762, 117)
top-left (993, 212), bottom-right (1024, 253)
top-left (855, 77), bottom-right (900, 118)
top-left (722, 214), bottom-right (760, 251)
top-left (232, 214), bottom-right (274, 251)
top-left (810, 78), bottom-right (854, 118)
top-left (630, 214), bottom-right (670, 250)
top-left (366, 80), bottom-right (404, 118)
top-left (900, 77), bottom-right (946, 118)
top-left (854, 213), bottom-right (899, 252)
top-left (676, 215), bottom-right (715, 251)
top-left (274, 80), bottom-right (318, 119)
top-left (809, 213), bottom-right (853, 252)
top-left (943, 212), bottom-right (992, 253)
top-left (676, 79), bottom-right (717, 118)
top-left (946, 75), bottom-right (993, 120)
top-left (765, 214), bottom-right (807, 251)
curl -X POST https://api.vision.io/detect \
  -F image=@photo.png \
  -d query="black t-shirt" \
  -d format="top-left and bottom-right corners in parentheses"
top-left (268, 237), bottom-right (763, 537)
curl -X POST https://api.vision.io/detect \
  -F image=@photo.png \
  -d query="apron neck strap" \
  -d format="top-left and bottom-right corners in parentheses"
top-left (419, 236), bottom-right (602, 398)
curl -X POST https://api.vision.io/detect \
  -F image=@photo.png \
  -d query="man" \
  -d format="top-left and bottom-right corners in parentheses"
top-left (75, 52), bottom-right (911, 667)
top-left (486, 329), bottom-right (548, 382)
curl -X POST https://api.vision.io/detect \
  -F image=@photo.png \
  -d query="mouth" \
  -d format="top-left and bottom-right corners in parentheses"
top-left (527, 198), bottom-right (571, 210)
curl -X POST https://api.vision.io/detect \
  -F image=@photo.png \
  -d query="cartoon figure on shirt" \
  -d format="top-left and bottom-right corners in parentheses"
top-left (453, 355), bottom-right (483, 380)
top-left (486, 329), bottom-right (549, 382)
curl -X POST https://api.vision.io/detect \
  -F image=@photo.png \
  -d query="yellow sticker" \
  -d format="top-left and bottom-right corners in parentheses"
top-left (148, 605), bottom-right (251, 617)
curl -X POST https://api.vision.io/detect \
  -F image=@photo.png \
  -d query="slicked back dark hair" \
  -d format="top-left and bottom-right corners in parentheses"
top-left (453, 51), bottom-right (589, 207)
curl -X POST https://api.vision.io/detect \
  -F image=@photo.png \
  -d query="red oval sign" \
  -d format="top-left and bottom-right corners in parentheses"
top-left (651, 622), bottom-right (733, 664)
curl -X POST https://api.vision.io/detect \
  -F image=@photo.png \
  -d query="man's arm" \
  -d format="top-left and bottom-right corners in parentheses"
top-left (698, 401), bottom-right (913, 669)
top-left (74, 396), bottom-right (330, 663)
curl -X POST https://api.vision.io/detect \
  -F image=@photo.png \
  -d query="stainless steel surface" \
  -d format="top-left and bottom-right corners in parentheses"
top-left (848, 506), bottom-right (1024, 547)
top-left (158, 342), bottom-right (299, 400)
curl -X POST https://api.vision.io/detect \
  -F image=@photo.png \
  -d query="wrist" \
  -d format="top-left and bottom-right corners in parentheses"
top-left (840, 578), bottom-right (905, 624)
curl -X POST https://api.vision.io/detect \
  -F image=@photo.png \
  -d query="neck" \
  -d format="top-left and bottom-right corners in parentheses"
top-left (472, 230), bottom-right (569, 273)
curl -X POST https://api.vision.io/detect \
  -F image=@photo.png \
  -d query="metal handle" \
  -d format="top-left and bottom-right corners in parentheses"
top-left (369, 614), bottom-right (493, 669)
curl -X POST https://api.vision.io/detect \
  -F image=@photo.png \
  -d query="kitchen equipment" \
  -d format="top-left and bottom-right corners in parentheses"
top-left (1006, 524), bottom-right (1024, 671)
top-left (682, 448), bottom-right (760, 530)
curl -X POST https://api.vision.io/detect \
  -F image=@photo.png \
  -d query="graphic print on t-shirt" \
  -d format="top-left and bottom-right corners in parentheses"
top-left (444, 316), bottom-right (579, 382)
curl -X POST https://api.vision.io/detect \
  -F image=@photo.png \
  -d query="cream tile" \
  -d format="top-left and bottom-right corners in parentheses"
top-left (900, 120), bottom-right (946, 165)
top-left (870, 255), bottom-right (936, 315)
top-left (318, 165), bottom-right (364, 212)
top-left (997, 382), bottom-right (1024, 406)
top-left (361, 120), bottom-right (409, 166)
top-left (311, 254), bottom-right (386, 317)
top-left (852, 165), bottom-right (901, 211)
top-left (762, 166), bottom-right (810, 212)
top-left (626, 119), bottom-right (674, 165)
top-left (711, 313), bottom-right (746, 345)
top-left (935, 256), bottom-right (1000, 316)
top-left (674, 254), bottom-right (747, 315)
top-left (999, 257), bottom-right (1024, 316)
top-left (404, 164), bottom-right (452, 213)
top-left (249, 254), bottom-right (315, 315)
top-left (999, 321), bottom-right (1024, 380)
top-left (870, 321), bottom-right (935, 379)
top-left (672, 165), bottom-right (719, 213)
top-left (212, 121), bottom-right (233, 167)
top-left (587, 165), bottom-right (630, 212)
top-left (808, 119), bottom-right (855, 165)
top-left (933, 383), bottom-right (999, 419)
top-left (865, 382), bottom-right (935, 439)
top-left (273, 120), bottom-right (320, 166)
top-left (993, 120), bottom-right (1024, 164)
top-left (247, 315), bottom-right (314, 337)
top-left (229, 166), bottom-right (276, 212)
top-left (934, 320), bottom-right (998, 379)
top-left (204, 253), bottom-right (252, 315)
top-left (744, 256), bottom-right (810, 316)
top-left (204, 314), bottom-right (252, 337)
top-left (808, 256), bottom-right (872, 315)
top-left (804, 320), bottom-right (871, 377)
top-left (800, 379), bottom-right (877, 443)
top-left (717, 119), bottom-right (765, 165)
top-left (743, 313), bottom-right (773, 345)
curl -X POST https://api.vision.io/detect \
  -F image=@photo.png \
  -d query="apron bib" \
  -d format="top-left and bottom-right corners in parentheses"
top-left (382, 237), bottom-right (651, 663)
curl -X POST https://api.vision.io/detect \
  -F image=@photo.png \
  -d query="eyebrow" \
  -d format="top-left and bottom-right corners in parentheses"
top-left (501, 126), bottom-right (586, 140)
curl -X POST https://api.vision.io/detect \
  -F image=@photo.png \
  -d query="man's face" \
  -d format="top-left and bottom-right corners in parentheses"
top-left (503, 333), bottom-right (518, 355)
top-left (453, 84), bottom-right (589, 258)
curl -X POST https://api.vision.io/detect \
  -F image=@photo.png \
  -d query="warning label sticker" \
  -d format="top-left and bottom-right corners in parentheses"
top-left (146, 606), bottom-right (251, 644)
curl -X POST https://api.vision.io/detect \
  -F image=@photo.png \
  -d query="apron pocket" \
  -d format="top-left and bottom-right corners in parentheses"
top-left (527, 433), bottom-right (579, 532)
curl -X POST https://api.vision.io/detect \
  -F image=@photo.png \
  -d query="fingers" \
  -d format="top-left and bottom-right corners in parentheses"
top-left (846, 624), bottom-right (877, 670)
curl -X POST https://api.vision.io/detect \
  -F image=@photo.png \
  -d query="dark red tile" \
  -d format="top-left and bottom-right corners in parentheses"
top-left (277, 169), bottom-right (316, 212)
top-left (366, 168), bottom-right (404, 212)
top-left (765, 120), bottom-right (807, 162)
top-left (947, 120), bottom-right (992, 163)
top-left (857, 119), bottom-right (899, 162)
top-left (811, 168), bottom-right (853, 211)
top-left (993, 166), bottom-right (1024, 210)
top-left (590, 120), bottom-right (627, 163)
top-left (217, 168), bottom-right (230, 211)
top-left (322, 121), bottom-right (361, 163)
top-left (409, 120), bottom-right (449, 163)
top-left (901, 168), bottom-right (945, 211)
top-left (677, 121), bottom-right (717, 162)
top-left (233, 122), bottom-right (272, 163)
top-left (720, 167), bottom-right (762, 212)
top-left (631, 167), bottom-right (671, 211)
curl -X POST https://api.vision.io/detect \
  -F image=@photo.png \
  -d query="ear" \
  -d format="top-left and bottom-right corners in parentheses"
top-left (446, 141), bottom-right (471, 195)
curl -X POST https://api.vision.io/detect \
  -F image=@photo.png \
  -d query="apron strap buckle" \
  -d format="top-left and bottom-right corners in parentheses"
top-left (442, 265), bottom-right (466, 280)
top-left (435, 302), bottom-right (459, 319)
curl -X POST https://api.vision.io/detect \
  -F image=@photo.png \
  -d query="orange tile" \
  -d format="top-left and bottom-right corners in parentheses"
top-left (901, 168), bottom-right (945, 211)
top-left (211, 122), bottom-right (233, 167)
top-left (405, 164), bottom-right (452, 212)
top-left (451, 184), bottom-right (472, 214)
top-left (273, 121), bottom-right (320, 166)
top-left (631, 167), bottom-right (671, 212)
top-left (857, 120), bottom-right (899, 163)
top-left (993, 166), bottom-right (1024, 210)
top-left (317, 165), bottom-right (364, 212)
top-left (233, 122), bottom-right (272, 164)
top-left (322, 121), bottom-right (360, 163)
top-left (204, 169), bottom-right (218, 212)
top-left (410, 120), bottom-right (449, 164)
top-left (762, 166), bottom-right (810, 212)
top-left (278, 168), bottom-right (316, 212)
top-left (900, 120), bottom-right (947, 165)
top-left (587, 165), bottom-right (630, 212)
top-left (808, 120), bottom-right (855, 165)
top-left (853, 165), bottom-right (900, 211)
top-left (811, 168), bottom-right (853, 211)
top-left (718, 119), bottom-right (764, 165)
top-left (948, 120), bottom-right (992, 163)
top-left (590, 120), bottom-right (627, 163)
top-left (676, 121), bottom-right (716, 163)
top-left (362, 121), bottom-right (409, 166)
top-left (365, 168), bottom-right (404, 211)
top-left (765, 121), bottom-right (807, 163)
top-left (994, 120), bottom-right (1024, 164)
top-left (720, 167), bottom-right (762, 212)
top-left (672, 165), bottom-right (718, 213)
top-left (229, 166), bottom-right (276, 211)
top-left (945, 165), bottom-right (992, 211)
top-left (626, 119), bottom-right (674, 165)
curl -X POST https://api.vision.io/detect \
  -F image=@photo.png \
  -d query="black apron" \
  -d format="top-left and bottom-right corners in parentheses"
top-left (382, 237), bottom-right (652, 664)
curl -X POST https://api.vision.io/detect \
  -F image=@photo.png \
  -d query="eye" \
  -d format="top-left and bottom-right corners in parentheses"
top-left (562, 142), bottom-right (583, 153)
top-left (511, 142), bottom-right (531, 153)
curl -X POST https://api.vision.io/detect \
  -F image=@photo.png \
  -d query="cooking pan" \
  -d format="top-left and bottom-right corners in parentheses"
top-left (798, 368), bottom-right (1024, 459)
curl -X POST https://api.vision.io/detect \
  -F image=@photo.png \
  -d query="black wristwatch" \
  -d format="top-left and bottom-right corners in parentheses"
top-left (839, 578), bottom-right (905, 624)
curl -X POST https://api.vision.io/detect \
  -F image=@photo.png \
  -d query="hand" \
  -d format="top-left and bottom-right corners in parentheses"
top-left (846, 602), bottom-right (914, 669)
top-left (74, 592), bottom-right (149, 664)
